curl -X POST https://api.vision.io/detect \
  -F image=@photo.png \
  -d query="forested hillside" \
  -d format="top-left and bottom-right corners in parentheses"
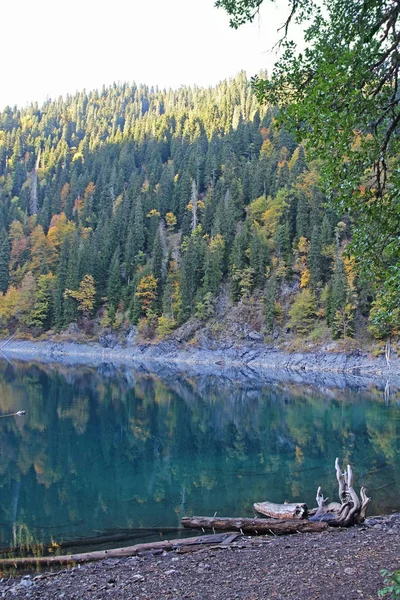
top-left (0, 74), bottom-right (381, 345)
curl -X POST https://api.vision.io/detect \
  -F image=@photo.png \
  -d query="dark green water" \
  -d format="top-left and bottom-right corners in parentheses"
top-left (0, 360), bottom-right (399, 555)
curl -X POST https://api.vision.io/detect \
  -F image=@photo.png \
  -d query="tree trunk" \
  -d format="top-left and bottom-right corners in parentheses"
top-left (254, 501), bottom-right (308, 519)
top-left (0, 533), bottom-right (236, 568)
top-left (181, 516), bottom-right (327, 534)
top-left (311, 459), bottom-right (370, 526)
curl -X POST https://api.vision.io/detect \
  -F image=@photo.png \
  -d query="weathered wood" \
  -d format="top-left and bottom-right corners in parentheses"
top-left (253, 501), bottom-right (308, 520)
top-left (312, 459), bottom-right (370, 526)
top-left (181, 516), bottom-right (327, 534)
top-left (0, 533), bottom-right (234, 568)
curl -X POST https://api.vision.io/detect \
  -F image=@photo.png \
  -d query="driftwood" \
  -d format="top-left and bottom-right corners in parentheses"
top-left (253, 458), bottom-right (370, 528)
top-left (309, 459), bottom-right (371, 526)
top-left (0, 533), bottom-right (237, 568)
top-left (181, 516), bottom-right (327, 534)
top-left (254, 501), bottom-right (307, 520)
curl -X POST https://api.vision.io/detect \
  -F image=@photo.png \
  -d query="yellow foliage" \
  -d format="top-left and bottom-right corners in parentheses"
top-left (260, 138), bottom-right (274, 158)
top-left (294, 169), bottom-right (320, 198)
top-left (136, 275), bottom-right (157, 314)
top-left (0, 286), bottom-right (20, 323)
top-left (47, 214), bottom-right (76, 249)
top-left (209, 234), bottom-right (225, 252)
top-left (298, 236), bottom-right (310, 254)
top-left (146, 209), bottom-right (160, 218)
top-left (246, 196), bottom-right (268, 224)
top-left (300, 267), bottom-right (310, 288)
top-left (29, 225), bottom-right (57, 274)
top-left (343, 255), bottom-right (356, 290)
top-left (165, 212), bottom-right (177, 229)
top-left (64, 274), bottom-right (96, 315)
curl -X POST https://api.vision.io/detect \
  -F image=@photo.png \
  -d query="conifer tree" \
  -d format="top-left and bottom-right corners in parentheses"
top-left (107, 248), bottom-right (122, 319)
top-left (0, 228), bottom-right (10, 293)
top-left (54, 237), bottom-right (70, 331)
top-left (151, 227), bottom-right (164, 313)
top-left (265, 274), bottom-right (277, 333)
top-left (309, 225), bottom-right (322, 289)
top-left (63, 232), bottom-right (80, 325)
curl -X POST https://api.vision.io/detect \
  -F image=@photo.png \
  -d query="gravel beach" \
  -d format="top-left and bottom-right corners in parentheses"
top-left (2, 515), bottom-right (400, 600)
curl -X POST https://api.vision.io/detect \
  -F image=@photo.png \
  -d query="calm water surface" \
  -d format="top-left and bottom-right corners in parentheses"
top-left (0, 361), bottom-right (399, 554)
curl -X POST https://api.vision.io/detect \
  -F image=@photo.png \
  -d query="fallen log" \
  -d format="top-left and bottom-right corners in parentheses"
top-left (181, 516), bottom-right (327, 534)
top-left (254, 501), bottom-right (308, 520)
top-left (0, 533), bottom-right (235, 568)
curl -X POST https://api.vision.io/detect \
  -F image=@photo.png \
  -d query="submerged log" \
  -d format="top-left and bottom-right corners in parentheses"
top-left (0, 533), bottom-right (236, 568)
top-left (254, 501), bottom-right (308, 520)
top-left (0, 527), bottom-right (184, 555)
top-left (181, 516), bottom-right (327, 534)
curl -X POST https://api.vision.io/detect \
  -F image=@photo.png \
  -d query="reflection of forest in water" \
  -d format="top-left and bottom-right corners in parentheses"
top-left (0, 360), bottom-right (399, 551)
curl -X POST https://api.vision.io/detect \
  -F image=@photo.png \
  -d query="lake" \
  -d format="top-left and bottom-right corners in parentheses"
top-left (0, 360), bottom-right (399, 556)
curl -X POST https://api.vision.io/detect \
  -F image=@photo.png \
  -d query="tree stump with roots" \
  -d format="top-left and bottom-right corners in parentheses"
top-left (254, 458), bottom-right (371, 527)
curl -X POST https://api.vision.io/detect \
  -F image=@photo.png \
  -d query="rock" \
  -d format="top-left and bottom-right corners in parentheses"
top-left (132, 574), bottom-right (144, 582)
top-left (18, 579), bottom-right (33, 588)
top-left (65, 322), bottom-right (79, 334)
top-left (125, 326), bottom-right (138, 346)
top-left (247, 331), bottom-right (263, 341)
top-left (344, 568), bottom-right (356, 576)
top-left (165, 569), bottom-right (177, 575)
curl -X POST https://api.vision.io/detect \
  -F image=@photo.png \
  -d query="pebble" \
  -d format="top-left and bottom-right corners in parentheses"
top-left (18, 580), bottom-right (34, 588)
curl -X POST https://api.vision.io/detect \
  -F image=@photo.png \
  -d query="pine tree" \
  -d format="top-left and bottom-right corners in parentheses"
top-left (107, 248), bottom-right (122, 319)
top-left (151, 227), bottom-right (164, 313)
top-left (288, 289), bottom-right (317, 335)
top-left (63, 232), bottom-right (80, 325)
top-left (249, 226), bottom-right (269, 289)
top-left (54, 237), bottom-right (70, 331)
top-left (264, 274), bottom-right (277, 333)
top-left (296, 194), bottom-right (309, 241)
top-left (203, 234), bottom-right (225, 296)
top-left (0, 228), bottom-right (10, 293)
top-left (309, 225), bottom-right (322, 289)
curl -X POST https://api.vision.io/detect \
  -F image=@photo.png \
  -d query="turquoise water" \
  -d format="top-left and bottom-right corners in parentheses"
top-left (0, 361), bottom-right (399, 555)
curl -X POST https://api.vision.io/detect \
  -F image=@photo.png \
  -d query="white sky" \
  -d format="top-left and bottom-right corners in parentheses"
top-left (0, 0), bottom-right (295, 109)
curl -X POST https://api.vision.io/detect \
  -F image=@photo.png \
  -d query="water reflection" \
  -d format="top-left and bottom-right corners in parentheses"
top-left (0, 360), bottom-right (399, 555)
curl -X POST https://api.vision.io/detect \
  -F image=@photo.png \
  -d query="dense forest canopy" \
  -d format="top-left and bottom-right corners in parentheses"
top-left (0, 73), bottom-right (393, 343)
top-left (217, 0), bottom-right (400, 339)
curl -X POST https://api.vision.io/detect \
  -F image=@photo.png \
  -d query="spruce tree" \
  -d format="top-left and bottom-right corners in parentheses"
top-left (107, 247), bottom-right (122, 319)
top-left (63, 233), bottom-right (80, 326)
top-left (309, 225), bottom-right (322, 289)
top-left (54, 237), bottom-right (70, 331)
top-left (0, 228), bottom-right (10, 293)
top-left (151, 227), bottom-right (164, 314)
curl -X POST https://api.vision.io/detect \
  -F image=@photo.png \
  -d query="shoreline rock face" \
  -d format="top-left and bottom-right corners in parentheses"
top-left (0, 337), bottom-right (399, 388)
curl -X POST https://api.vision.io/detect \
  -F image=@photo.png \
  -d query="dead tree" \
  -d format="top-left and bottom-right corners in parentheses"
top-left (254, 458), bottom-right (370, 528)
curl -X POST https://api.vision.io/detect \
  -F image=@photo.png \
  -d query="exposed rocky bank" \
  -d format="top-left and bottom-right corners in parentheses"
top-left (1, 326), bottom-right (399, 383)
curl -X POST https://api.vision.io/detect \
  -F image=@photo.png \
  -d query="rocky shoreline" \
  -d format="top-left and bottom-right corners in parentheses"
top-left (1, 336), bottom-right (399, 387)
top-left (2, 514), bottom-right (400, 600)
